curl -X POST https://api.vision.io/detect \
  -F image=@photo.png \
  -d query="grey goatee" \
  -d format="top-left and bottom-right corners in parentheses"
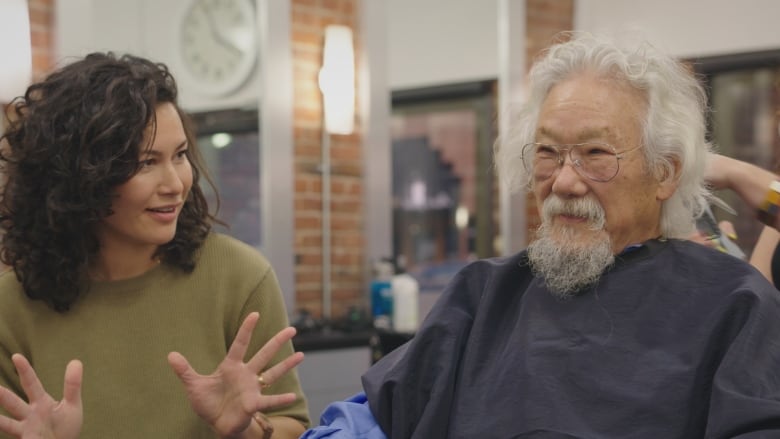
top-left (527, 195), bottom-right (614, 299)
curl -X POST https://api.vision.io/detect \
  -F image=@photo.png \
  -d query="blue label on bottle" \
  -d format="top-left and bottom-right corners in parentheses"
top-left (371, 280), bottom-right (393, 329)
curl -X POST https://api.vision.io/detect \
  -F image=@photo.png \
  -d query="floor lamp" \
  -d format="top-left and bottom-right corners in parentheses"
top-left (318, 25), bottom-right (355, 321)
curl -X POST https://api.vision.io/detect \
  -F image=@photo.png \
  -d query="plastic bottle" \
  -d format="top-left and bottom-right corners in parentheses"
top-left (370, 260), bottom-right (394, 330)
top-left (391, 268), bottom-right (419, 333)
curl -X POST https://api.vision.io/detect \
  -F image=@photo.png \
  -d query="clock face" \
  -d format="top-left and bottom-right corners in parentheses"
top-left (178, 0), bottom-right (258, 96)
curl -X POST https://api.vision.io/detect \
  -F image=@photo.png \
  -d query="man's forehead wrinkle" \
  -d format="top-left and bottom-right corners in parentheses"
top-left (537, 126), bottom-right (613, 143)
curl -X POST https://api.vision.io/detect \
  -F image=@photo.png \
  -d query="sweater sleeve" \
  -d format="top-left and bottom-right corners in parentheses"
top-left (239, 260), bottom-right (311, 427)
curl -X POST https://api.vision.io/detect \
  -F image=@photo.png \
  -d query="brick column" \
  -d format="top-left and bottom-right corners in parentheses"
top-left (291, 0), bottom-right (364, 319)
top-left (28, 0), bottom-right (55, 80)
top-left (524, 0), bottom-right (574, 240)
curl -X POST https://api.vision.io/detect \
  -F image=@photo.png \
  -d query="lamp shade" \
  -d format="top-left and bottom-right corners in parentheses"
top-left (0, 0), bottom-right (32, 103)
top-left (318, 25), bottom-right (355, 135)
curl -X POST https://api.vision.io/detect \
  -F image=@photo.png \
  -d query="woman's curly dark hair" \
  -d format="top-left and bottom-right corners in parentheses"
top-left (0, 52), bottom-right (219, 312)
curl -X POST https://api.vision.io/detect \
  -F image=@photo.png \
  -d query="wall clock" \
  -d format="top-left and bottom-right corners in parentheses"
top-left (178, 0), bottom-right (258, 97)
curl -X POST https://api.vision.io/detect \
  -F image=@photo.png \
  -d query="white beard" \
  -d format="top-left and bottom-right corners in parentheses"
top-left (527, 195), bottom-right (614, 299)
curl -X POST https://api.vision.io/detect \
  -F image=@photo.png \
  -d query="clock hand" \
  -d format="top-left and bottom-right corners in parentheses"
top-left (197, 1), bottom-right (243, 57)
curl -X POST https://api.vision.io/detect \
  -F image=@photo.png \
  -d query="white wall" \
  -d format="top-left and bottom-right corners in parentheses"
top-left (386, 0), bottom-right (780, 91)
top-left (54, 0), bottom-right (780, 113)
top-left (575, 0), bottom-right (780, 58)
top-left (386, 0), bottom-right (498, 90)
top-left (54, 0), bottom-right (261, 112)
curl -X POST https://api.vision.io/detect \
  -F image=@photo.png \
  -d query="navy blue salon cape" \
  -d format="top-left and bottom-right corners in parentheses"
top-left (362, 239), bottom-right (780, 438)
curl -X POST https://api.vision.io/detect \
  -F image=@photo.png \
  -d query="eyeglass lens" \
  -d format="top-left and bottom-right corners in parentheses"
top-left (523, 143), bottom-right (620, 182)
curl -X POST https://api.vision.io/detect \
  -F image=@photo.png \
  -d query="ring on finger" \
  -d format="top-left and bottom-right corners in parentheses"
top-left (257, 373), bottom-right (271, 389)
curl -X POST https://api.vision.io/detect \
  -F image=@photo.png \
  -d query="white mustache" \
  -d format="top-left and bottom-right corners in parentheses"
top-left (541, 195), bottom-right (606, 230)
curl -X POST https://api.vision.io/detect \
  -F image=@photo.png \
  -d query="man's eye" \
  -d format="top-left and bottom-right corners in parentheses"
top-left (583, 144), bottom-right (614, 155)
top-left (535, 145), bottom-right (558, 156)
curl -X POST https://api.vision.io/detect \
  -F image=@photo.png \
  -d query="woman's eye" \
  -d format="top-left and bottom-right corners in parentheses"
top-left (140, 159), bottom-right (155, 167)
top-left (176, 150), bottom-right (188, 159)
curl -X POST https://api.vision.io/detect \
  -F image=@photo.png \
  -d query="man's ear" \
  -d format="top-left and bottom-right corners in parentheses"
top-left (655, 158), bottom-right (680, 201)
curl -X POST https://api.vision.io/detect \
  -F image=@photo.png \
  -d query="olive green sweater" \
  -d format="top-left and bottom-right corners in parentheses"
top-left (0, 233), bottom-right (309, 438)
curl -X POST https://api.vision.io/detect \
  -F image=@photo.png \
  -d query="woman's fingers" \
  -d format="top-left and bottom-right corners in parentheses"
top-left (256, 351), bottom-right (304, 388)
top-left (12, 354), bottom-right (46, 403)
top-left (246, 326), bottom-right (298, 373)
top-left (254, 392), bottom-right (298, 413)
top-left (62, 359), bottom-right (83, 407)
top-left (225, 312), bottom-right (260, 363)
top-left (0, 413), bottom-right (22, 437)
top-left (718, 220), bottom-right (737, 240)
top-left (0, 385), bottom-right (28, 419)
top-left (167, 351), bottom-right (197, 383)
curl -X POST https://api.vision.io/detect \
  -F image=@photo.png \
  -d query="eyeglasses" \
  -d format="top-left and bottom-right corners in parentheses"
top-left (521, 142), bottom-right (642, 182)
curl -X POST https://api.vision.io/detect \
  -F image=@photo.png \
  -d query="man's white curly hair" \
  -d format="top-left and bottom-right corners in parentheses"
top-left (495, 32), bottom-right (712, 238)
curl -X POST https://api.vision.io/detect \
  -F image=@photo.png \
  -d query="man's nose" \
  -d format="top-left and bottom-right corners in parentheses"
top-left (551, 151), bottom-right (588, 196)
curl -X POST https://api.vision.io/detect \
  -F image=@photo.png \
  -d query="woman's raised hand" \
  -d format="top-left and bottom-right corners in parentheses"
top-left (167, 312), bottom-right (303, 438)
top-left (0, 354), bottom-right (83, 439)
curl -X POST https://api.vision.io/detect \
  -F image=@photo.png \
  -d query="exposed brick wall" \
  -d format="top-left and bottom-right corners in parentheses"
top-left (523, 0), bottom-right (574, 243)
top-left (32, 0), bottom-right (571, 317)
top-left (28, 0), bottom-right (55, 80)
top-left (291, 0), bottom-right (364, 319)
top-left (289, 0), bottom-right (573, 315)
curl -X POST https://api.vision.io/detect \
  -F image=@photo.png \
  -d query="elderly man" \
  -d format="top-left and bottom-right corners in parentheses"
top-left (304, 33), bottom-right (780, 438)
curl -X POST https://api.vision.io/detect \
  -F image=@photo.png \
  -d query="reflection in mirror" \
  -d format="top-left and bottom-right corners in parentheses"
top-left (390, 80), bottom-right (498, 303)
top-left (693, 50), bottom-right (780, 254)
top-left (190, 108), bottom-right (262, 249)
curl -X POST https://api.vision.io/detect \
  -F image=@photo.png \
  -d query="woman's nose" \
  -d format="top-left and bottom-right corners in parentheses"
top-left (159, 163), bottom-right (185, 193)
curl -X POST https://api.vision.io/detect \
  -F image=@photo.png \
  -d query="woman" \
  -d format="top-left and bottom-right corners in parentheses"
top-left (706, 153), bottom-right (780, 287)
top-left (0, 53), bottom-right (309, 438)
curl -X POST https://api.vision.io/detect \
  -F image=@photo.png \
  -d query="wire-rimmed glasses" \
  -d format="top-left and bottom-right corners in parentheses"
top-left (521, 142), bottom-right (642, 182)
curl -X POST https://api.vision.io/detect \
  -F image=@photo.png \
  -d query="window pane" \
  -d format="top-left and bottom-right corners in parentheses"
top-left (710, 68), bottom-right (780, 253)
top-left (391, 83), bottom-right (497, 307)
top-left (191, 109), bottom-right (262, 249)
